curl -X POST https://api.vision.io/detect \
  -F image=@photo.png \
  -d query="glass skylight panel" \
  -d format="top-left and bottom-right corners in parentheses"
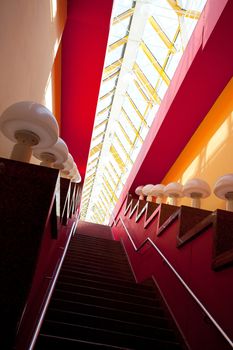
top-left (109, 16), bottom-right (131, 45)
top-left (105, 44), bottom-right (125, 67)
top-left (123, 97), bottom-right (142, 130)
top-left (81, 0), bottom-right (207, 224)
top-left (127, 83), bottom-right (148, 115)
top-left (113, 0), bottom-right (134, 18)
top-left (143, 22), bottom-right (168, 67)
top-left (100, 74), bottom-right (118, 95)
top-left (96, 95), bottom-right (113, 114)
top-left (136, 48), bottom-right (160, 87)
top-left (152, 1), bottom-right (178, 40)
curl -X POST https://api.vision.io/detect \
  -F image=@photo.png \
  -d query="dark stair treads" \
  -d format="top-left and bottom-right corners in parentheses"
top-left (55, 274), bottom-right (157, 298)
top-left (36, 334), bottom-right (131, 349)
top-left (45, 308), bottom-right (175, 340)
top-left (35, 226), bottom-right (184, 349)
top-left (48, 297), bottom-right (170, 327)
top-left (40, 320), bottom-right (182, 350)
top-left (54, 281), bottom-right (161, 306)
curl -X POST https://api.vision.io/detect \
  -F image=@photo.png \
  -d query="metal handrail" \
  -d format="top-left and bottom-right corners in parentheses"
top-left (119, 216), bottom-right (233, 348)
top-left (28, 215), bottom-right (80, 350)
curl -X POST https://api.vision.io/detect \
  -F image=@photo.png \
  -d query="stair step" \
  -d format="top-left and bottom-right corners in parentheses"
top-left (64, 253), bottom-right (129, 266)
top-left (55, 281), bottom-right (160, 306)
top-left (60, 264), bottom-right (135, 281)
top-left (36, 334), bottom-right (130, 349)
top-left (62, 260), bottom-right (132, 276)
top-left (67, 247), bottom-right (127, 260)
top-left (56, 274), bottom-right (157, 298)
top-left (46, 308), bottom-right (175, 340)
top-left (59, 268), bottom-right (151, 289)
top-left (40, 320), bottom-right (182, 350)
top-left (52, 289), bottom-right (163, 315)
top-left (49, 298), bottom-right (168, 324)
top-left (35, 226), bottom-right (184, 349)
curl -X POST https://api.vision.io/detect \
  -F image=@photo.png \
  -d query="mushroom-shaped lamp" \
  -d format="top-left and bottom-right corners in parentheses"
top-left (142, 184), bottom-right (154, 202)
top-left (164, 182), bottom-right (183, 206)
top-left (0, 101), bottom-right (59, 163)
top-left (135, 186), bottom-right (144, 200)
top-left (33, 137), bottom-right (68, 168)
top-left (151, 184), bottom-right (165, 204)
top-left (183, 178), bottom-right (211, 208)
top-left (69, 163), bottom-right (78, 179)
top-left (72, 169), bottom-right (82, 183)
top-left (60, 153), bottom-right (74, 178)
top-left (214, 174), bottom-right (233, 211)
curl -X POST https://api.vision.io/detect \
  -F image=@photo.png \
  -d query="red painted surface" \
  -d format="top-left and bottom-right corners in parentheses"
top-left (112, 199), bottom-right (233, 350)
top-left (16, 193), bottom-right (78, 350)
top-left (112, 0), bottom-right (233, 221)
top-left (61, 0), bottom-right (113, 179)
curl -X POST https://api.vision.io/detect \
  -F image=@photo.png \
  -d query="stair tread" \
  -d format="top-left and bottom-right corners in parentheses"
top-left (50, 297), bottom-right (168, 320)
top-left (41, 320), bottom-right (182, 349)
top-left (46, 308), bottom-right (175, 338)
top-left (35, 226), bottom-right (184, 349)
top-left (38, 333), bottom-right (133, 349)
top-left (53, 288), bottom-right (163, 313)
top-left (55, 280), bottom-right (159, 303)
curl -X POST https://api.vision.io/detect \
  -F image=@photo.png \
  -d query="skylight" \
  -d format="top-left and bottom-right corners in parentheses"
top-left (80, 0), bottom-right (207, 224)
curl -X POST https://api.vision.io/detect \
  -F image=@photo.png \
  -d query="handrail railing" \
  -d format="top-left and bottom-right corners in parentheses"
top-left (28, 214), bottom-right (80, 350)
top-left (119, 216), bottom-right (233, 348)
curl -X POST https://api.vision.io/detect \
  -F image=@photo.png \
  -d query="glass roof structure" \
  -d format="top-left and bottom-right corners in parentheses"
top-left (80, 0), bottom-right (207, 224)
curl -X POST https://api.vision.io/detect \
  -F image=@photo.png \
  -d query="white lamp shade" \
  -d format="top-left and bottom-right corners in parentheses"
top-left (33, 137), bottom-right (68, 165)
top-left (0, 101), bottom-right (59, 148)
top-left (135, 186), bottom-right (144, 196)
top-left (142, 184), bottom-right (154, 196)
top-left (72, 170), bottom-right (81, 183)
top-left (183, 178), bottom-right (211, 198)
top-left (62, 153), bottom-right (74, 171)
top-left (150, 184), bottom-right (165, 197)
top-left (164, 182), bottom-right (183, 197)
top-left (214, 174), bottom-right (233, 199)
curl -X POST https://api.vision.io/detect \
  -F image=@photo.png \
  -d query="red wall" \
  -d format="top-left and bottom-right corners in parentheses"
top-left (61, 0), bottom-right (114, 179)
top-left (112, 199), bottom-right (233, 350)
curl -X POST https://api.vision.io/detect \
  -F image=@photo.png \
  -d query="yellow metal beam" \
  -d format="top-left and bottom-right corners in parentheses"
top-left (109, 161), bottom-right (122, 183)
top-left (92, 130), bottom-right (105, 143)
top-left (97, 104), bottom-right (111, 116)
top-left (94, 118), bottom-right (108, 131)
top-left (113, 8), bottom-right (134, 25)
top-left (140, 41), bottom-right (170, 85)
top-left (117, 121), bottom-right (134, 147)
top-left (121, 108), bottom-right (144, 143)
top-left (103, 59), bottom-right (122, 77)
top-left (100, 189), bottom-right (110, 207)
top-left (103, 175), bottom-right (118, 202)
top-left (166, 0), bottom-right (201, 19)
top-left (89, 143), bottom-right (103, 157)
top-left (126, 92), bottom-right (148, 127)
top-left (133, 63), bottom-right (161, 103)
top-left (114, 133), bottom-right (133, 164)
top-left (110, 144), bottom-right (125, 171)
top-left (105, 166), bottom-right (117, 187)
top-left (103, 70), bottom-right (119, 83)
top-left (108, 35), bottom-right (128, 52)
top-left (149, 17), bottom-right (176, 54)
top-left (133, 79), bottom-right (150, 102)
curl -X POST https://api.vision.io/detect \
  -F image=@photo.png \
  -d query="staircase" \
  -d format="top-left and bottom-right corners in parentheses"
top-left (35, 221), bottom-right (185, 349)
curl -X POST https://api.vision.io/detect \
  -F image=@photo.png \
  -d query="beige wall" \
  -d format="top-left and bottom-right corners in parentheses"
top-left (0, 0), bottom-right (66, 158)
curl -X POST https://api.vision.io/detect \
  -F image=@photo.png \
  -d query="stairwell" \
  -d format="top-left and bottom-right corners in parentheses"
top-left (35, 221), bottom-right (185, 349)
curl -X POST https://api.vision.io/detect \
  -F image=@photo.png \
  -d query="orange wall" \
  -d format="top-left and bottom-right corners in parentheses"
top-left (0, 0), bottom-right (66, 157)
top-left (162, 77), bottom-right (233, 211)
